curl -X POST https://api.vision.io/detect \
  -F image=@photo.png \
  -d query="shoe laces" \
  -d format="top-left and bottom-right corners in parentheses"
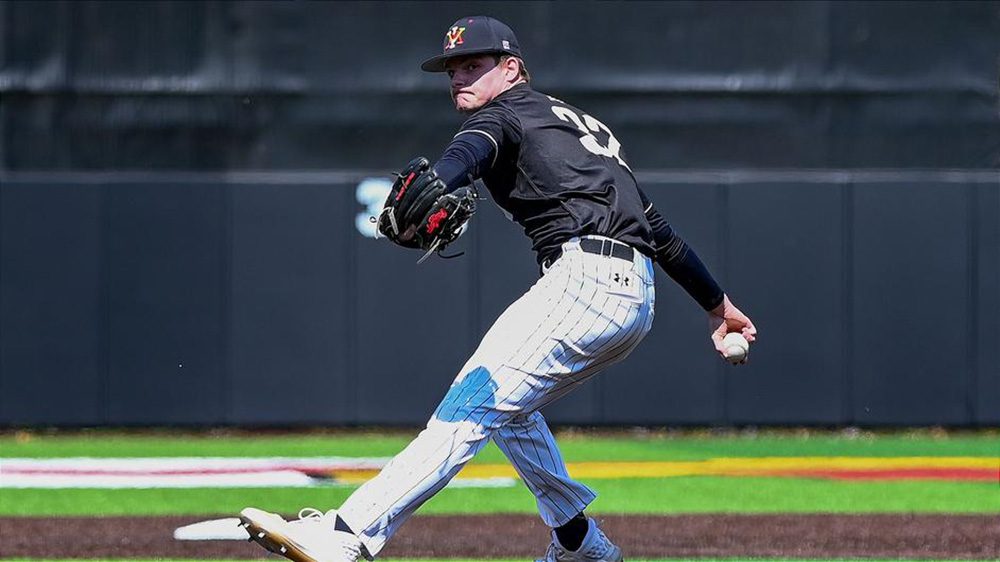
top-left (538, 541), bottom-right (571, 562)
top-left (294, 507), bottom-right (362, 561)
top-left (292, 507), bottom-right (336, 525)
top-left (579, 527), bottom-right (613, 559)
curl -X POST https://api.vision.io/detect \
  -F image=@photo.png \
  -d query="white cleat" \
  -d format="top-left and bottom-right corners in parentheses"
top-left (239, 507), bottom-right (363, 562)
top-left (536, 518), bottom-right (623, 562)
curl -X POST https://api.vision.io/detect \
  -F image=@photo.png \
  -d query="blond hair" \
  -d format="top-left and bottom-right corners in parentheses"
top-left (499, 54), bottom-right (530, 83)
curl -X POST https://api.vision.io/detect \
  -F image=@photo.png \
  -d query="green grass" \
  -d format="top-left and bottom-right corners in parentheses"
top-left (1, 477), bottom-right (995, 516)
top-left (0, 559), bottom-right (980, 562)
top-left (1, 430), bottom-right (996, 517)
top-left (2, 429), bottom-right (998, 460)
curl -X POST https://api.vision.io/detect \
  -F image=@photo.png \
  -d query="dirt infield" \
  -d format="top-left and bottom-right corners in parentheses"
top-left (3, 514), bottom-right (998, 559)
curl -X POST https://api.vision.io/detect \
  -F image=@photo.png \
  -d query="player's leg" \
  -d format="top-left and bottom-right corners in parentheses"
top-left (336, 244), bottom-right (654, 557)
top-left (240, 242), bottom-right (653, 562)
top-left (493, 408), bottom-right (628, 562)
top-left (240, 365), bottom-right (520, 562)
top-left (334, 259), bottom-right (583, 556)
top-left (335, 379), bottom-right (557, 556)
top-left (493, 411), bottom-right (594, 527)
top-left (493, 417), bottom-right (629, 562)
top-left (493, 241), bottom-right (656, 562)
top-left (336, 414), bottom-right (493, 552)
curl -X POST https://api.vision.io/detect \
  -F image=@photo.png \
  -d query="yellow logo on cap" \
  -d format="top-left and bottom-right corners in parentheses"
top-left (444, 26), bottom-right (466, 50)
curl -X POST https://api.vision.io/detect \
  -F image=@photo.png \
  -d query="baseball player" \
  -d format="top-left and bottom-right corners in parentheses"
top-left (240, 16), bottom-right (757, 562)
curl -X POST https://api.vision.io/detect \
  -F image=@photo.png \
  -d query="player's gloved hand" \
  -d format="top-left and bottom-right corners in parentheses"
top-left (708, 294), bottom-right (757, 362)
top-left (376, 157), bottom-right (477, 262)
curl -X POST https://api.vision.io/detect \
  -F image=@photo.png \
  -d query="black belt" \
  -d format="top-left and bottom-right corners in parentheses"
top-left (580, 238), bottom-right (634, 261)
top-left (544, 238), bottom-right (634, 269)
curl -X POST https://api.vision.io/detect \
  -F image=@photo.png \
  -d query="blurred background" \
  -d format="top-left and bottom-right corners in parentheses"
top-left (1, 1), bottom-right (998, 428)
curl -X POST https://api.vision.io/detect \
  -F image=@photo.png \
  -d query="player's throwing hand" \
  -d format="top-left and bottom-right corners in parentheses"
top-left (708, 294), bottom-right (757, 363)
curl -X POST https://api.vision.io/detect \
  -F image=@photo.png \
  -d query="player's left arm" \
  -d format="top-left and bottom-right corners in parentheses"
top-left (376, 106), bottom-right (520, 258)
top-left (434, 104), bottom-right (521, 190)
top-left (638, 188), bottom-right (758, 357)
top-left (433, 132), bottom-right (497, 190)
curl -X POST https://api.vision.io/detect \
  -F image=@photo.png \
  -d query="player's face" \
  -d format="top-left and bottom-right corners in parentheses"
top-left (445, 55), bottom-right (515, 112)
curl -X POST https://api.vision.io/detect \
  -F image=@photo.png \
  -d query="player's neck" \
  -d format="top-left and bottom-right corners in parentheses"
top-left (498, 79), bottom-right (526, 96)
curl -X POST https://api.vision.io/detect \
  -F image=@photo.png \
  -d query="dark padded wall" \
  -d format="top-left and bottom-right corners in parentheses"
top-left (2, 1), bottom-right (998, 170)
top-left (0, 183), bottom-right (104, 424)
top-left (602, 183), bottom-right (726, 425)
top-left (1, 2), bottom-right (997, 426)
top-left (104, 181), bottom-right (228, 424)
top-left (975, 185), bottom-right (1000, 425)
top-left (228, 183), bottom-right (354, 424)
top-left (2, 172), bottom-right (996, 426)
top-left (851, 183), bottom-right (972, 425)
top-left (726, 182), bottom-right (846, 425)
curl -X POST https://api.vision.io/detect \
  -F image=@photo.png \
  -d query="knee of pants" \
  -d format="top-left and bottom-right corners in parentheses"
top-left (432, 366), bottom-right (512, 429)
top-left (504, 410), bottom-right (543, 430)
top-left (423, 417), bottom-right (491, 445)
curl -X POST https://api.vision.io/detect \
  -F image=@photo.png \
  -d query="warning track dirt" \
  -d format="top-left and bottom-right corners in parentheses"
top-left (2, 514), bottom-right (997, 559)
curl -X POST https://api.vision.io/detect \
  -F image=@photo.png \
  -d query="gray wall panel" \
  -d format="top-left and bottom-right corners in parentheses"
top-left (229, 183), bottom-right (353, 424)
top-left (67, 1), bottom-right (213, 80)
top-left (829, 1), bottom-right (999, 86)
top-left (473, 197), bottom-right (538, 338)
top-left (104, 182), bottom-right (227, 424)
top-left (599, 183), bottom-right (724, 424)
top-left (0, 183), bottom-right (104, 424)
top-left (0, 172), bottom-right (995, 427)
top-left (726, 182), bottom-right (846, 424)
top-left (5, 2), bottom-right (998, 171)
top-left (852, 183), bottom-right (971, 425)
top-left (975, 184), bottom-right (1000, 424)
top-left (354, 221), bottom-right (474, 425)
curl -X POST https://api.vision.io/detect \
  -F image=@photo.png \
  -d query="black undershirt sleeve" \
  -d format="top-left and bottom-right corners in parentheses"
top-left (638, 188), bottom-right (725, 311)
top-left (434, 103), bottom-right (520, 191)
top-left (433, 132), bottom-right (495, 191)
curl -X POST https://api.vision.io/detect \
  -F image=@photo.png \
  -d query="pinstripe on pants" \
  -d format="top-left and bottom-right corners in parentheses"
top-left (338, 237), bottom-right (655, 557)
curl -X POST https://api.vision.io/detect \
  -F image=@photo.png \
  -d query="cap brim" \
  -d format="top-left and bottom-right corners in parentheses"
top-left (420, 48), bottom-right (506, 72)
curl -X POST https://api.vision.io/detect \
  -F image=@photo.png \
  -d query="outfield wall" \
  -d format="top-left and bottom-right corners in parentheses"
top-left (2, 1), bottom-right (998, 426)
top-left (2, 170), bottom-right (997, 427)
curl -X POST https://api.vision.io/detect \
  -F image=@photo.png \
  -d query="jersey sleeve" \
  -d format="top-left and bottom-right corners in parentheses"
top-left (433, 103), bottom-right (522, 190)
top-left (455, 103), bottom-right (523, 164)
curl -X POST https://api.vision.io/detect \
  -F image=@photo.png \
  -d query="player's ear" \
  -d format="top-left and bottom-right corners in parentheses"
top-left (502, 56), bottom-right (521, 82)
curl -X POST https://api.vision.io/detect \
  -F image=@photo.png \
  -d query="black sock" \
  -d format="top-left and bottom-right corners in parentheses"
top-left (554, 513), bottom-right (588, 551)
top-left (334, 515), bottom-right (354, 534)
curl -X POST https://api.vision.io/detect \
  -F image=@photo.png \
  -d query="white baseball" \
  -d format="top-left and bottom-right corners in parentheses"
top-left (722, 332), bottom-right (749, 364)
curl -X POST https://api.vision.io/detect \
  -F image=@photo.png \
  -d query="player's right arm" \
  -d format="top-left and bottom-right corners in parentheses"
top-left (638, 188), bottom-right (757, 356)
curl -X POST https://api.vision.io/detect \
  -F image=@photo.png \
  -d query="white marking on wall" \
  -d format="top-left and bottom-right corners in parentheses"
top-left (356, 178), bottom-right (393, 238)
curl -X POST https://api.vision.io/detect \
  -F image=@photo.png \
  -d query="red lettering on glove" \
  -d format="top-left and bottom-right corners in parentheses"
top-left (395, 172), bottom-right (417, 201)
top-left (426, 208), bottom-right (449, 234)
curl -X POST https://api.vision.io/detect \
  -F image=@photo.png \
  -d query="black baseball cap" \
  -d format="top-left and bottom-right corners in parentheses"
top-left (421, 16), bottom-right (523, 72)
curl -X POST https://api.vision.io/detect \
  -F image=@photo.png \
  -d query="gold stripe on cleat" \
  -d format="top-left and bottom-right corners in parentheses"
top-left (238, 514), bottom-right (318, 562)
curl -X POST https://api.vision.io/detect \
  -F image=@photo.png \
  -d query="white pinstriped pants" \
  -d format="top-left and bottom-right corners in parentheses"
top-left (339, 236), bottom-right (655, 557)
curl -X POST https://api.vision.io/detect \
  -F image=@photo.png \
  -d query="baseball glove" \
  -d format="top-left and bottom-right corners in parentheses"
top-left (376, 157), bottom-right (477, 263)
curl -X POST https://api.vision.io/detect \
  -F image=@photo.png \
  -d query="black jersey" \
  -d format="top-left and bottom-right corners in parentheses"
top-left (455, 84), bottom-right (656, 265)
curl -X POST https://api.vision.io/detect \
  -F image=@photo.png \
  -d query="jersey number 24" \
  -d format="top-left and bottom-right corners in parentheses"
top-left (550, 104), bottom-right (632, 172)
